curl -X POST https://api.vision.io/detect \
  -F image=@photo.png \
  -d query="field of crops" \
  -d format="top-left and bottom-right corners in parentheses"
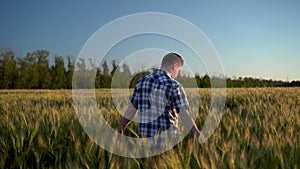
top-left (0, 88), bottom-right (299, 168)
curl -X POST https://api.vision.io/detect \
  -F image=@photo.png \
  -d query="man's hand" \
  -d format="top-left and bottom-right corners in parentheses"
top-left (198, 132), bottom-right (206, 143)
top-left (198, 132), bottom-right (212, 151)
top-left (116, 126), bottom-right (123, 134)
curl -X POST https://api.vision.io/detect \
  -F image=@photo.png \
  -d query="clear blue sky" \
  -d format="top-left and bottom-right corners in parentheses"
top-left (1, 0), bottom-right (300, 81)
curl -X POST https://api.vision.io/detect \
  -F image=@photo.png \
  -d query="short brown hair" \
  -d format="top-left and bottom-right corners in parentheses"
top-left (161, 52), bottom-right (184, 67)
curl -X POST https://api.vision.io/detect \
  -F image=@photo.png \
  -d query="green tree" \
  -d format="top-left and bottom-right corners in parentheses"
top-left (120, 63), bottom-right (132, 88)
top-left (110, 59), bottom-right (118, 76)
top-left (110, 60), bottom-right (123, 88)
top-left (15, 57), bottom-right (30, 89)
top-left (51, 56), bottom-right (66, 89)
top-left (102, 59), bottom-right (110, 76)
top-left (65, 56), bottom-right (74, 89)
top-left (74, 58), bottom-right (89, 88)
top-left (203, 74), bottom-right (211, 88)
top-left (176, 73), bottom-right (198, 88)
top-left (0, 49), bottom-right (17, 89)
top-left (35, 50), bottom-right (51, 88)
top-left (24, 52), bottom-right (39, 89)
top-left (95, 67), bottom-right (101, 88)
top-left (99, 60), bottom-right (111, 88)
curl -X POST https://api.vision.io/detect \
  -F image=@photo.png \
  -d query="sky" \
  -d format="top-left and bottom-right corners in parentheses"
top-left (1, 0), bottom-right (300, 81)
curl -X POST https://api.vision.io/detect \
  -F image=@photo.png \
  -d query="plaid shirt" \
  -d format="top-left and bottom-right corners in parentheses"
top-left (130, 69), bottom-right (190, 137)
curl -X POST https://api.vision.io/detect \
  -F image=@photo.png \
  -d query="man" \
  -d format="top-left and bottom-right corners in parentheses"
top-left (116, 52), bottom-right (204, 150)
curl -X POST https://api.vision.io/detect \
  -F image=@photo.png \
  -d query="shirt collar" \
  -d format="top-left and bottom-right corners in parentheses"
top-left (156, 69), bottom-right (172, 78)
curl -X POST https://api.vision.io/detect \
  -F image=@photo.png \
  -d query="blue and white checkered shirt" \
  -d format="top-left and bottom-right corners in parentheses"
top-left (130, 69), bottom-right (190, 137)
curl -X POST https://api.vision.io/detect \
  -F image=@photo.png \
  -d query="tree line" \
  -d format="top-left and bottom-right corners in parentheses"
top-left (0, 49), bottom-right (299, 89)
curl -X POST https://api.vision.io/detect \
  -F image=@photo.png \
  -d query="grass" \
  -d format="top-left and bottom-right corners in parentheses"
top-left (0, 88), bottom-right (299, 168)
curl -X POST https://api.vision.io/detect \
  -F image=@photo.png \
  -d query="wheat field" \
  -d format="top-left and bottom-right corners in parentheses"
top-left (0, 88), bottom-right (299, 168)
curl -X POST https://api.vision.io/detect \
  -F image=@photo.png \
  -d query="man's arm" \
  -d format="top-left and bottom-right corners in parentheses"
top-left (179, 109), bottom-right (203, 139)
top-left (116, 103), bottom-right (137, 133)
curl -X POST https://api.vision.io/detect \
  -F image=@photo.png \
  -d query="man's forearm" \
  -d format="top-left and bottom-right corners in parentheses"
top-left (179, 109), bottom-right (201, 137)
top-left (190, 125), bottom-right (201, 137)
top-left (117, 117), bottom-right (131, 133)
top-left (116, 103), bottom-right (137, 133)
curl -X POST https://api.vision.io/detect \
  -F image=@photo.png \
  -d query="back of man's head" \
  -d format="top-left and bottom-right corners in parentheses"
top-left (161, 53), bottom-right (184, 69)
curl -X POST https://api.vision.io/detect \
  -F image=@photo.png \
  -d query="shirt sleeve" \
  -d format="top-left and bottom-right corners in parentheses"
top-left (130, 85), bottom-right (139, 109)
top-left (172, 85), bottom-right (190, 113)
